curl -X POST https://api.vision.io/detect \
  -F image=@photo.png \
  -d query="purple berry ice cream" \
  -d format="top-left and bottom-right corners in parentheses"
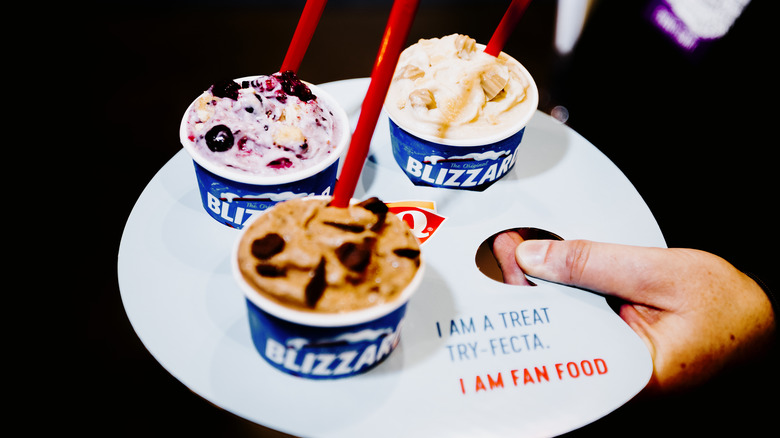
top-left (183, 71), bottom-right (344, 176)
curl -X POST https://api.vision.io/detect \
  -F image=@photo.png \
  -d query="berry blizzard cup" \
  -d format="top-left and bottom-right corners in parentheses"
top-left (180, 72), bottom-right (350, 229)
top-left (385, 34), bottom-right (538, 191)
top-left (232, 196), bottom-right (425, 379)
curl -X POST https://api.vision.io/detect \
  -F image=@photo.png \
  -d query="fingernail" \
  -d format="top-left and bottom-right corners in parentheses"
top-left (515, 240), bottom-right (549, 271)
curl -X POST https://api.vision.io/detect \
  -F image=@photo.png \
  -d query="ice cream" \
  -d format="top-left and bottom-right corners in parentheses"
top-left (180, 73), bottom-right (349, 229)
top-left (234, 196), bottom-right (424, 378)
top-left (384, 34), bottom-right (538, 191)
top-left (183, 71), bottom-right (343, 176)
top-left (236, 197), bottom-right (422, 313)
top-left (385, 33), bottom-right (536, 141)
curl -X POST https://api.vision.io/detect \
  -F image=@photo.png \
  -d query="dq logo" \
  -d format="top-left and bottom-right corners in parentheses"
top-left (387, 201), bottom-right (446, 244)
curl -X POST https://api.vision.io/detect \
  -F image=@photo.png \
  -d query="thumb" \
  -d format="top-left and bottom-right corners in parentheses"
top-left (514, 239), bottom-right (670, 304)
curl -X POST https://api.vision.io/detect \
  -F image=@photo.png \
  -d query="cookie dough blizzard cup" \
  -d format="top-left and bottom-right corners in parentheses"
top-left (232, 196), bottom-right (424, 379)
top-left (180, 72), bottom-right (349, 229)
top-left (385, 34), bottom-right (538, 191)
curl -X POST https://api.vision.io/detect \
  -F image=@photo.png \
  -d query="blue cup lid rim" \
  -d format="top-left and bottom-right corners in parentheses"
top-left (180, 77), bottom-right (349, 186)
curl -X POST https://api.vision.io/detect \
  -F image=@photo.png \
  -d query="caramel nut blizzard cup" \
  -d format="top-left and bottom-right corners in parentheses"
top-left (385, 39), bottom-right (539, 191)
top-left (231, 196), bottom-right (425, 379)
top-left (180, 76), bottom-right (350, 229)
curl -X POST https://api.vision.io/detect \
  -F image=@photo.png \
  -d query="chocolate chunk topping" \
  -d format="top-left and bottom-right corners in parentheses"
top-left (393, 248), bottom-right (420, 259)
top-left (357, 197), bottom-right (388, 215)
top-left (370, 212), bottom-right (387, 232)
top-left (251, 233), bottom-right (285, 259)
top-left (336, 239), bottom-right (375, 272)
top-left (256, 264), bottom-right (286, 277)
top-left (305, 258), bottom-right (327, 308)
top-left (323, 221), bottom-right (366, 233)
top-left (370, 214), bottom-right (386, 232)
top-left (357, 197), bottom-right (388, 232)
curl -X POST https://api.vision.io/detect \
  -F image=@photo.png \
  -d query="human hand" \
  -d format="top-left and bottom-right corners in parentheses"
top-left (492, 235), bottom-right (776, 394)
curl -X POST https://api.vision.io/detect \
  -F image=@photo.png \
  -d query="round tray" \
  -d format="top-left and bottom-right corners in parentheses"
top-left (118, 78), bottom-right (662, 437)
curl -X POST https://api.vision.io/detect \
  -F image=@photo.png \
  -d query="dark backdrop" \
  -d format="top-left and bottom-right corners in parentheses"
top-left (33, 0), bottom-right (778, 436)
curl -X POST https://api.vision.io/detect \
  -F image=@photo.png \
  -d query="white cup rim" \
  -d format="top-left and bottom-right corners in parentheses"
top-left (232, 196), bottom-right (425, 327)
top-left (384, 44), bottom-right (538, 147)
top-left (180, 76), bottom-right (350, 185)
top-left (386, 111), bottom-right (532, 147)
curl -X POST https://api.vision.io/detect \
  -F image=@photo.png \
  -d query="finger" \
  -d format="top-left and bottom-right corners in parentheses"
top-left (492, 231), bottom-right (533, 286)
top-left (514, 239), bottom-right (671, 304)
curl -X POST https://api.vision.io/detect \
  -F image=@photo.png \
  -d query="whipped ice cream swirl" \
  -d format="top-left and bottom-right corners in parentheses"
top-left (184, 72), bottom-right (341, 176)
top-left (385, 34), bottom-right (537, 141)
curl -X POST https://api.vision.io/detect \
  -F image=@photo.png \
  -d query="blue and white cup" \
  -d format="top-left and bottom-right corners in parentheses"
top-left (388, 119), bottom-right (529, 192)
top-left (231, 197), bottom-right (425, 379)
top-left (387, 51), bottom-right (538, 192)
top-left (179, 78), bottom-right (349, 229)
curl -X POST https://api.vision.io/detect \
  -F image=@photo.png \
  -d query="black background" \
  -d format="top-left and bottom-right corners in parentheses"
top-left (30, 0), bottom-right (778, 436)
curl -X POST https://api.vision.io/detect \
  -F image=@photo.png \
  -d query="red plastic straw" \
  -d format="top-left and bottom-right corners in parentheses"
top-left (484, 0), bottom-right (531, 56)
top-left (331, 0), bottom-right (420, 208)
top-left (280, 0), bottom-right (328, 73)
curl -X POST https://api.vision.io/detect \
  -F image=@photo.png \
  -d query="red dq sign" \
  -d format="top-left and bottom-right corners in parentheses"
top-left (387, 201), bottom-right (446, 245)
